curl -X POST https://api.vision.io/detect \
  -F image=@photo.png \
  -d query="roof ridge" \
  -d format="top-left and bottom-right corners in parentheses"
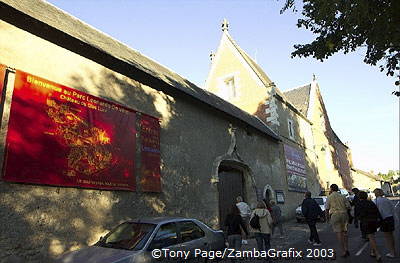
top-left (40, 0), bottom-right (197, 89)
top-left (224, 32), bottom-right (273, 87)
top-left (283, 83), bottom-right (311, 93)
top-left (1, 0), bottom-right (280, 141)
top-left (224, 32), bottom-right (312, 121)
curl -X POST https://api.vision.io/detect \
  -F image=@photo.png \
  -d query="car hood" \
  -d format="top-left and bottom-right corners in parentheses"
top-left (55, 246), bottom-right (139, 263)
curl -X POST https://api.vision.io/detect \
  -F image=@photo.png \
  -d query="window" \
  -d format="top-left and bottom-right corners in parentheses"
top-left (225, 77), bottom-right (236, 98)
top-left (178, 221), bottom-right (205, 243)
top-left (288, 119), bottom-right (295, 139)
top-left (148, 223), bottom-right (178, 249)
top-left (100, 222), bottom-right (156, 251)
top-left (313, 198), bottom-right (324, 205)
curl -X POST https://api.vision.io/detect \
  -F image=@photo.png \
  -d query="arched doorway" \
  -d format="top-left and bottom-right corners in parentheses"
top-left (264, 189), bottom-right (271, 204)
top-left (217, 165), bottom-right (244, 228)
top-left (262, 184), bottom-right (275, 206)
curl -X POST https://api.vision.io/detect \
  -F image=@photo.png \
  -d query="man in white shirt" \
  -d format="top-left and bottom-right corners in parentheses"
top-left (236, 196), bottom-right (251, 244)
top-left (373, 188), bottom-right (397, 258)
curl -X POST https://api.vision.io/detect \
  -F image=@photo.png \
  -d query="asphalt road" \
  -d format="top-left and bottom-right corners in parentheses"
top-left (218, 198), bottom-right (400, 263)
top-left (282, 198), bottom-right (400, 263)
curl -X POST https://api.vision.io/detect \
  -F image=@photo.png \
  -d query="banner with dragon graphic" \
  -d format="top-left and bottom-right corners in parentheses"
top-left (140, 114), bottom-right (161, 192)
top-left (3, 71), bottom-right (136, 191)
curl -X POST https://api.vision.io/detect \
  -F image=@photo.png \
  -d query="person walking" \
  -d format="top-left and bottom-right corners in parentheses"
top-left (325, 184), bottom-right (351, 257)
top-left (224, 204), bottom-right (248, 251)
top-left (301, 191), bottom-right (322, 246)
top-left (373, 188), bottom-right (397, 258)
top-left (249, 201), bottom-right (273, 253)
top-left (235, 196), bottom-right (251, 244)
top-left (355, 191), bottom-right (382, 261)
top-left (270, 200), bottom-right (284, 238)
top-left (351, 188), bottom-right (368, 241)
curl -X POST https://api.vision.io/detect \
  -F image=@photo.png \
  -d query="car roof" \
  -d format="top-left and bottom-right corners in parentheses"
top-left (124, 217), bottom-right (197, 225)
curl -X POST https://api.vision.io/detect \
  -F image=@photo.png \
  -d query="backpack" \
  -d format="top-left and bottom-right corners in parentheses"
top-left (250, 213), bottom-right (261, 230)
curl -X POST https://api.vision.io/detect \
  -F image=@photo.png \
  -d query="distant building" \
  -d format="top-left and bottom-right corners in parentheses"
top-left (351, 168), bottom-right (393, 196)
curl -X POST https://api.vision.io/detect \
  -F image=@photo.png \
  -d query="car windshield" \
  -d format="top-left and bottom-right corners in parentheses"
top-left (313, 198), bottom-right (324, 205)
top-left (97, 222), bottom-right (156, 251)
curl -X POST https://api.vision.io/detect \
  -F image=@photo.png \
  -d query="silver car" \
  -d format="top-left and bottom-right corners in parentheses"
top-left (56, 217), bottom-right (225, 263)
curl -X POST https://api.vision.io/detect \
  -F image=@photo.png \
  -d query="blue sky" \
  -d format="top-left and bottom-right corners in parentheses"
top-left (47, 0), bottom-right (399, 174)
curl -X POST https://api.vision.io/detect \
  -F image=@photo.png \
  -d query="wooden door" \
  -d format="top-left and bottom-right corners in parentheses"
top-left (218, 168), bottom-right (244, 228)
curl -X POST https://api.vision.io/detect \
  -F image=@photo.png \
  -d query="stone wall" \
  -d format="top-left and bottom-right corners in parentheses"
top-left (0, 19), bottom-right (283, 262)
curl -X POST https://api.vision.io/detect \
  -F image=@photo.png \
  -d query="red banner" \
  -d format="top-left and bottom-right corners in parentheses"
top-left (3, 71), bottom-right (137, 191)
top-left (140, 114), bottom-right (161, 192)
top-left (0, 64), bottom-right (6, 106)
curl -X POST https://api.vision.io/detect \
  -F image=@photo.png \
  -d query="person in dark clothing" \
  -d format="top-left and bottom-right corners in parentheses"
top-left (224, 204), bottom-right (249, 251)
top-left (355, 191), bottom-right (382, 261)
top-left (351, 188), bottom-right (367, 240)
top-left (301, 191), bottom-right (322, 246)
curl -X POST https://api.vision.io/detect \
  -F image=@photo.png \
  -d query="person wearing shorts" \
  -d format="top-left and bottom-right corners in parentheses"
top-left (325, 184), bottom-right (351, 257)
top-left (373, 188), bottom-right (397, 258)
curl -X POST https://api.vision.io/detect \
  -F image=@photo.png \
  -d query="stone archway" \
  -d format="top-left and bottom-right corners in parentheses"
top-left (263, 184), bottom-right (275, 205)
top-left (210, 127), bottom-right (257, 227)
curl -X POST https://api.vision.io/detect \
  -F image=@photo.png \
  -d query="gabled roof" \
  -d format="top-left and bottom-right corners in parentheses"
top-left (283, 84), bottom-right (311, 116)
top-left (351, 168), bottom-right (383, 181)
top-left (225, 33), bottom-right (273, 87)
top-left (224, 33), bottom-right (288, 99)
top-left (222, 32), bottom-right (311, 123)
top-left (0, 0), bottom-right (279, 141)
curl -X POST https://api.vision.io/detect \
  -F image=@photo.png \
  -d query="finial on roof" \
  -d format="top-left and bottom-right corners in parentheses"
top-left (210, 51), bottom-right (215, 61)
top-left (312, 73), bottom-right (317, 82)
top-left (222, 18), bottom-right (229, 32)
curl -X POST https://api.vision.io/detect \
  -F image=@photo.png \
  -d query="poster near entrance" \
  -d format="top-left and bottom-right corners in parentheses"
top-left (3, 70), bottom-right (137, 191)
top-left (284, 144), bottom-right (307, 192)
top-left (140, 114), bottom-right (161, 192)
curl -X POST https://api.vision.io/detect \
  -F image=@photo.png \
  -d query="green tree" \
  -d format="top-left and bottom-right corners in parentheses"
top-left (281, 0), bottom-right (400, 95)
top-left (379, 170), bottom-right (400, 182)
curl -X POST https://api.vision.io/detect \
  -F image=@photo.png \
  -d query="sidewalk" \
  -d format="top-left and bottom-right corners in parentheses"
top-left (215, 219), bottom-right (329, 262)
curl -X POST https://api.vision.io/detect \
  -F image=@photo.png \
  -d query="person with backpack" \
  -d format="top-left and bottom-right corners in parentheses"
top-left (301, 191), bottom-right (322, 246)
top-left (355, 191), bottom-right (382, 261)
top-left (249, 201), bottom-right (273, 253)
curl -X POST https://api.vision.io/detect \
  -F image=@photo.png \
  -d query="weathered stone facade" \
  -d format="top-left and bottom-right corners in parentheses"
top-left (0, 1), bottom-right (285, 262)
top-left (205, 26), bottom-right (322, 210)
top-left (305, 81), bottom-right (354, 191)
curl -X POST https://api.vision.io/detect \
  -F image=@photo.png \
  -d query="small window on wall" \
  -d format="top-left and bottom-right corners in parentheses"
top-left (225, 77), bottom-right (236, 98)
top-left (288, 119), bottom-right (295, 140)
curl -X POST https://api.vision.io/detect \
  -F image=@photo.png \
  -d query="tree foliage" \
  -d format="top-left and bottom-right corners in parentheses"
top-left (281, 0), bottom-right (400, 95)
top-left (378, 170), bottom-right (400, 182)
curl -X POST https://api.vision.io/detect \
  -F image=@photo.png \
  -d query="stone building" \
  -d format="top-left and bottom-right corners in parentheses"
top-left (286, 80), bottom-right (354, 191)
top-left (205, 19), bottom-right (322, 201)
top-left (351, 168), bottom-right (392, 195)
top-left (0, 0), bottom-right (288, 263)
top-left (205, 20), bottom-right (355, 197)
